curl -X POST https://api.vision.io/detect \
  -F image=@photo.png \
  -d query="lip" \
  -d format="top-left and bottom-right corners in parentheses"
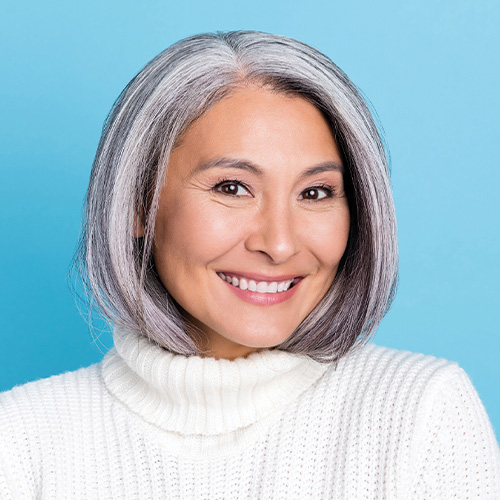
top-left (217, 271), bottom-right (303, 306)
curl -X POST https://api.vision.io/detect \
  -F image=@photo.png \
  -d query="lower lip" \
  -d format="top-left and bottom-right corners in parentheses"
top-left (220, 277), bottom-right (302, 305)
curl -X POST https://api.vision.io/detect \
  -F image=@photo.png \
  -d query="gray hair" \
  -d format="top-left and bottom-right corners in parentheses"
top-left (73, 30), bottom-right (398, 363)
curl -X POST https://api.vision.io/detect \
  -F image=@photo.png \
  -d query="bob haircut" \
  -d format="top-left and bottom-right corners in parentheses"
top-left (75, 30), bottom-right (398, 363)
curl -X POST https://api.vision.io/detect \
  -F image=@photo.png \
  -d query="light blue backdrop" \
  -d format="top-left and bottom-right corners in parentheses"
top-left (1, 1), bottom-right (499, 440)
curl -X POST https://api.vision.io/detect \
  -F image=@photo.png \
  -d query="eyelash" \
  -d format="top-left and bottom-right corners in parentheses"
top-left (211, 178), bottom-right (337, 201)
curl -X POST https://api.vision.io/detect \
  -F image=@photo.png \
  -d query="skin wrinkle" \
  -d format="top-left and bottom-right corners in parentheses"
top-left (189, 156), bottom-right (344, 178)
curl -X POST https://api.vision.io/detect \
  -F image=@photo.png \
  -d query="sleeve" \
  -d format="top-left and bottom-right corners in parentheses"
top-left (409, 364), bottom-right (500, 499)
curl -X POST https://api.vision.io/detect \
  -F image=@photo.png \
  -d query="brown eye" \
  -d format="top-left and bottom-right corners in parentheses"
top-left (300, 187), bottom-right (332, 200)
top-left (221, 183), bottom-right (239, 195)
top-left (214, 181), bottom-right (251, 196)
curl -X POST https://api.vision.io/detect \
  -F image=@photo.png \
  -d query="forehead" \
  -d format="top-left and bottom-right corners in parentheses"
top-left (169, 86), bottom-right (342, 174)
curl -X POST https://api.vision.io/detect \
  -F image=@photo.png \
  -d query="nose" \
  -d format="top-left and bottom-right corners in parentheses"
top-left (244, 198), bottom-right (300, 264)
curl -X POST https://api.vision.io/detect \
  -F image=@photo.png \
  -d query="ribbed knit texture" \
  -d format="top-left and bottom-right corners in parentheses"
top-left (1, 328), bottom-right (499, 499)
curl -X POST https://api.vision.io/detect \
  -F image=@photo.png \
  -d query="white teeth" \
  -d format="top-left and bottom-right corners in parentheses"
top-left (218, 273), bottom-right (297, 294)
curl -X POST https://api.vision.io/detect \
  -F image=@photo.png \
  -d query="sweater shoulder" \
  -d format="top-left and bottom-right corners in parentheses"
top-left (0, 363), bottom-right (112, 498)
top-left (0, 362), bottom-right (104, 410)
top-left (330, 342), bottom-right (462, 392)
top-left (316, 343), bottom-right (500, 496)
top-left (315, 342), bottom-right (468, 430)
top-left (0, 362), bottom-right (107, 443)
top-left (342, 346), bottom-right (500, 496)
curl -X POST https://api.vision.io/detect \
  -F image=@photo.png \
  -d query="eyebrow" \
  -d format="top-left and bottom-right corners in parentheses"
top-left (192, 156), bottom-right (344, 177)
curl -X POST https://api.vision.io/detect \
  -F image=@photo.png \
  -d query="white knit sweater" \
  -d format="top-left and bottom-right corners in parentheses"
top-left (1, 328), bottom-right (499, 499)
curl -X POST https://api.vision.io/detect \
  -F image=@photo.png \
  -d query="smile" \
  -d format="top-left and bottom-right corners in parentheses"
top-left (216, 272), bottom-right (300, 294)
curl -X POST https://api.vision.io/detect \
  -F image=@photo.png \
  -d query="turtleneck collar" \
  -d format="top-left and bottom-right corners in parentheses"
top-left (102, 328), bottom-right (329, 437)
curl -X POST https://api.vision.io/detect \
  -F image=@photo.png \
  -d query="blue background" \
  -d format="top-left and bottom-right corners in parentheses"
top-left (1, 1), bottom-right (499, 440)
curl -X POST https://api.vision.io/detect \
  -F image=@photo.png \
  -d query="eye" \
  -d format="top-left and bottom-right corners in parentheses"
top-left (299, 185), bottom-right (333, 201)
top-left (213, 180), bottom-right (252, 197)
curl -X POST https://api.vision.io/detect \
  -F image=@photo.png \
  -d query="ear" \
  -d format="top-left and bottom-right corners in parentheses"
top-left (134, 213), bottom-right (145, 238)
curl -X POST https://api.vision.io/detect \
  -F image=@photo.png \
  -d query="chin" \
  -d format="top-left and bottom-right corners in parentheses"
top-left (223, 326), bottom-right (295, 350)
top-left (182, 308), bottom-right (299, 358)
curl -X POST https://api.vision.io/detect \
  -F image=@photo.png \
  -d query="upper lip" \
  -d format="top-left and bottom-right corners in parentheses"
top-left (217, 271), bottom-right (304, 282)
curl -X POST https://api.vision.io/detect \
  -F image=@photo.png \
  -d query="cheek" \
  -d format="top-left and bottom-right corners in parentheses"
top-left (303, 206), bottom-right (350, 270)
top-left (155, 198), bottom-right (246, 276)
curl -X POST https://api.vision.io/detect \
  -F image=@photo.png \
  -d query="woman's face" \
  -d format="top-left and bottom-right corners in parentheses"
top-left (153, 86), bottom-right (350, 359)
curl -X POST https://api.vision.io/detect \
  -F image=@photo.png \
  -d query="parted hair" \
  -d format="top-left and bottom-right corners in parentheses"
top-left (74, 30), bottom-right (398, 362)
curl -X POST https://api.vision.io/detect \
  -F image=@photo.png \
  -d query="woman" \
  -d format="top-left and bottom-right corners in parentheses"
top-left (1, 30), bottom-right (499, 499)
